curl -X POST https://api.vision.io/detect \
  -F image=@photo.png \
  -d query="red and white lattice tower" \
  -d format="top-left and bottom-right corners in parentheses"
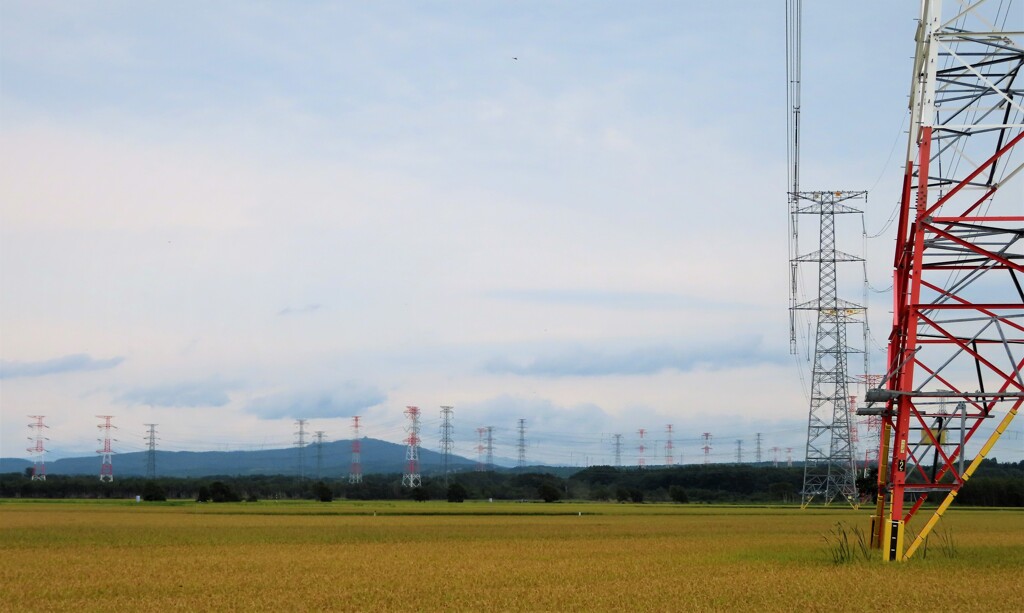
top-left (859, 374), bottom-right (884, 470)
top-left (848, 394), bottom-right (861, 450)
top-left (401, 406), bottom-right (421, 488)
top-left (867, 0), bottom-right (1024, 562)
top-left (636, 428), bottom-right (646, 469)
top-left (664, 424), bottom-right (674, 466)
top-left (771, 446), bottom-right (781, 468)
top-left (476, 427), bottom-right (487, 471)
top-left (26, 415), bottom-right (48, 481)
top-left (96, 415), bottom-right (116, 482)
top-left (348, 416), bottom-right (362, 484)
top-left (701, 432), bottom-right (712, 465)
top-left (786, 448), bottom-right (794, 468)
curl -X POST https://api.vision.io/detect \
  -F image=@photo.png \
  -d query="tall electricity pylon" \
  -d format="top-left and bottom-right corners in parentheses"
top-left (793, 189), bottom-right (866, 507)
top-left (294, 419), bottom-right (308, 479)
top-left (402, 406), bottom-right (421, 488)
top-left (866, 0), bottom-right (1024, 562)
top-left (27, 415), bottom-right (48, 481)
top-left (787, 0), bottom-right (865, 507)
top-left (440, 406), bottom-right (454, 486)
top-left (96, 415), bottom-right (116, 482)
top-left (348, 416), bottom-right (362, 484)
top-left (516, 418), bottom-right (526, 470)
top-left (144, 424), bottom-right (158, 480)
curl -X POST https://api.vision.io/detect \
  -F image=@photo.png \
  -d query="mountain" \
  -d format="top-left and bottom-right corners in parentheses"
top-left (0, 438), bottom-right (482, 478)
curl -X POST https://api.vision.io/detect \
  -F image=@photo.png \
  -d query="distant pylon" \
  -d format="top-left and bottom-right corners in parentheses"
top-left (26, 415), bottom-right (48, 481)
top-left (701, 432), bottom-right (712, 465)
top-left (755, 433), bottom-right (763, 464)
top-left (771, 446), bottom-right (781, 468)
top-left (735, 439), bottom-right (743, 464)
top-left (612, 434), bottom-right (622, 467)
top-left (485, 426), bottom-right (494, 469)
top-left (144, 424), bottom-right (158, 480)
top-left (476, 427), bottom-right (487, 471)
top-left (786, 447), bottom-right (794, 468)
top-left (637, 428), bottom-right (646, 469)
top-left (294, 419), bottom-right (308, 479)
top-left (348, 416), bottom-right (362, 484)
top-left (96, 415), bottom-right (116, 482)
top-left (664, 425), bottom-right (674, 466)
top-left (517, 419), bottom-right (526, 470)
top-left (401, 406), bottom-right (421, 488)
top-left (439, 406), bottom-right (454, 486)
top-left (314, 430), bottom-right (325, 480)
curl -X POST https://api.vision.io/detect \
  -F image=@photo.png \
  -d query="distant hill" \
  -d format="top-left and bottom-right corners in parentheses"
top-left (0, 438), bottom-right (483, 478)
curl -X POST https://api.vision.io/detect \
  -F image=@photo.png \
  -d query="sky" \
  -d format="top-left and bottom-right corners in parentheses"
top-left (2, 1), bottom-right (1021, 467)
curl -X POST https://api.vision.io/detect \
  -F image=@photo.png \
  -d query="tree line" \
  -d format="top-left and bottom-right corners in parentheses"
top-left (1, 459), bottom-right (1020, 505)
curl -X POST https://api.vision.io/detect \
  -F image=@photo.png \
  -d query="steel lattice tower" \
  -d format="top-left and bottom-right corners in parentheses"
top-left (865, 0), bottom-right (1024, 562)
top-left (701, 432), bottom-right (712, 464)
top-left (735, 439), bottom-right (743, 464)
top-left (401, 406), bottom-right (421, 488)
top-left (349, 416), bottom-right (362, 484)
top-left (755, 433), bottom-right (762, 464)
top-left (314, 431), bottom-right (325, 480)
top-left (612, 434), bottom-right (622, 467)
top-left (484, 426), bottom-right (494, 469)
top-left (516, 418), bottom-right (526, 469)
top-left (96, 415), bottom-right (115, 482)
top-left (294, 419), bottom-right (307, 479)
top-left (793, 190), bottom-right (866, 507)
top-left (27, 415), bottom-right (48, 481)
top-left (636, 428), bottom-right (646, 469)
top-left (475, 427), bottom-right (486, 471)
top-left (144, 423), bottom-right (158, 480)
top-left (439, 406), bottom-right (454, 486)
top-left (664, 425), bottom-right (674, 466)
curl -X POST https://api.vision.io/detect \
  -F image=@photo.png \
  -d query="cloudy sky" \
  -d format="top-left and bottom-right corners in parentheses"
top-left (3, 1), bottom-right (1020, 466)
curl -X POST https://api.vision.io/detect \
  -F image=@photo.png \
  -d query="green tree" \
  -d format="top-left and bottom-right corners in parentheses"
top-left (669, 485), bottom-right (689, 504)
top-left (538, 483), bottom-right (561, 503)
top-left (142, 480), bottom-right (167, 502)
top-left (312, 481), bottom-right (333, 502)
top-left (447, 483), bottom-right (468, 503)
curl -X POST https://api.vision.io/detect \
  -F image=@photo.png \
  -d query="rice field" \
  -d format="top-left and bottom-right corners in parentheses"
top-left (1, 499), bottom-right (1022, 611)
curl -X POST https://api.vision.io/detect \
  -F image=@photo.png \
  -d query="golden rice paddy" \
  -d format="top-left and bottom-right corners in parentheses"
top-left (1, 500), bottom-right (1021, 611)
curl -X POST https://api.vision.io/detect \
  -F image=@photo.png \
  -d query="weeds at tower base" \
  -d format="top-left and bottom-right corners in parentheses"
top-left (822, 521), bottom-right (871, 564)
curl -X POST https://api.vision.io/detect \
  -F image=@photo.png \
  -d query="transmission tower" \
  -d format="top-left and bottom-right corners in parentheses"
top-left (865, 0), bottom-right (1024, 562)
top-left (294, 419), bottom-right (308, 479)
top-left (402, 406), bottom-right (421, 488)
top-left (636, 429), bottom-right (646, 469)
top-left (612, 434), bottom-right (622, 467)
top-left (26, 415), bottom-right (48, 481)
top-left (314, 431), bottom-right (325, 480)
top-left (348, 416), bottom-right (362, 484)
top-left (144, 423), bottom-right (158, 480)
top-left (475, 427), bottom-right (486, 471)
top-left (755, 433), bottom-right (763, 464)
top-left (701, 432), bottom-right (712, 465)
top-left (786, 0), bottom-right (865, 509)
top-left (517, 419), bottom-right (526, 469)
top-left (771, 446), bottom-right (781, 468)
top-left (735, 439), bottom-right (743, 464)
top-left (786, 448), bottom-right (794, 468)
top-left (485, 426), bottom-right (494, 469)
top-left (664, 425), bottom-right (674, 466)
top-left (96, 415), bottom-right (115, 482)
top-left (439, 406), bottom-right (454, 486)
